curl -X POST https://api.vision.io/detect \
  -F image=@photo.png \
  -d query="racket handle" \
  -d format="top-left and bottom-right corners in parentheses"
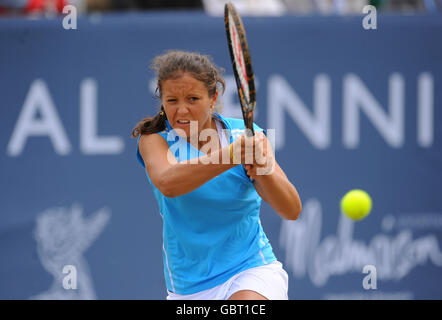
top-left (244, 112), bottom-right (255, 136)
top-left (245, 127), bottom-right (255, 137)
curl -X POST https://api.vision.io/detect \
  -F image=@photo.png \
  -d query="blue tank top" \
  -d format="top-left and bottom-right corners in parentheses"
top-left (136, 112), bottom-right (276, 294)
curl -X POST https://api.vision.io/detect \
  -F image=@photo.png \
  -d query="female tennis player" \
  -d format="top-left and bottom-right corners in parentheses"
top-left (132, 50), bottom-right (302, 300)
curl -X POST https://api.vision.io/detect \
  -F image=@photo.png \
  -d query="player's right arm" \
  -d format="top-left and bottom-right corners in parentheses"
top-left (139, 133), bottom-right (237, 197)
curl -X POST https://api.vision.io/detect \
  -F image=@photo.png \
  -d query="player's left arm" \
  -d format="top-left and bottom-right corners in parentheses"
top-left (250, 162), bottom-right (302, 221)
top-left (245, 132), bottom-right (302, 220)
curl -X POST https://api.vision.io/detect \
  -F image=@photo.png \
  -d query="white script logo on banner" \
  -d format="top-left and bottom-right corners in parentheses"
top-left (280, 198), bottom-right (442, 288)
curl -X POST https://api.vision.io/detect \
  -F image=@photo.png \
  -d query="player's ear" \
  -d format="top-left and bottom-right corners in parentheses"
top-left (211, 90), bottom-right (218, 106)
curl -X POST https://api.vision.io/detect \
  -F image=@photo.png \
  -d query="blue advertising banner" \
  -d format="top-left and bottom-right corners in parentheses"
top-left (1, 11), bottom-right (441, 299)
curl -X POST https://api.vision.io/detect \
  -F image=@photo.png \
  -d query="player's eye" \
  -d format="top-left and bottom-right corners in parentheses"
top-left (189, 97), bottom-right (199, 102)
top-left (167, 99), bottom-right (177, 103)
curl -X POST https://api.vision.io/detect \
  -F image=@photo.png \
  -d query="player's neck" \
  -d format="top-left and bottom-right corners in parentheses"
top-left (198, 117), bottom-right (219, 151)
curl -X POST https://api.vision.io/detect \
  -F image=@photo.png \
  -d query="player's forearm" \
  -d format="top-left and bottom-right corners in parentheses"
top-left (254, 172), bottom-right (302, 220)
top-left (158, 146), bottom-right (237, 197)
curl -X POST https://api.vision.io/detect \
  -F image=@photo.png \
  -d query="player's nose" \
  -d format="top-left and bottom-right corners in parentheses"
top-left (176, 103), bottom-right (190, 115)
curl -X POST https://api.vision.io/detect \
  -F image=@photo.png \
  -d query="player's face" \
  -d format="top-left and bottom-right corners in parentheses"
top-left (161, 73), bottom-right (218, 140)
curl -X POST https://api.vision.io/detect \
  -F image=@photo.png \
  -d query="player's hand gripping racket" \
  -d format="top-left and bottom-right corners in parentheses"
top-left (225, 2), bottom-right (256, 137)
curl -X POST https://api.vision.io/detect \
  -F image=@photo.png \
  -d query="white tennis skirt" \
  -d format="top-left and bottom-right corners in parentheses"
top-left (166, 260), bottom-right (289, 300)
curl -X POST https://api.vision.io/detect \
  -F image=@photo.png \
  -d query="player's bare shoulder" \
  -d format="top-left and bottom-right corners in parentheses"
top-left (138, 133), bottom-right (170, 165)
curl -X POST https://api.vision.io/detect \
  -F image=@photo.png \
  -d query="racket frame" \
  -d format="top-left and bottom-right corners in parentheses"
top-left (224, 2), bottom-right (257, 137)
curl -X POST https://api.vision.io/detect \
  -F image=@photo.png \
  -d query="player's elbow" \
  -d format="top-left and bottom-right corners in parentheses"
top-left (161, 189), bottom-right (177, 198)
top-left (157, 177), bottom-right (178, 198)
top-left (281, 199), bottom-right (302, 221)
top-left (282, 209), bottom-right (301, 221)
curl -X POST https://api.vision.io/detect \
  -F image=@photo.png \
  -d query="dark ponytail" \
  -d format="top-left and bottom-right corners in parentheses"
top-left (131, 105), bottom-right (167, 138)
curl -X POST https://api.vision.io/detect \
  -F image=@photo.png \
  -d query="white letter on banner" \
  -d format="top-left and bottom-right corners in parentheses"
top-left (343, 73), bottom-right (404, 149)
top-left (7, 79), bottom-right (72, 156)
top-left (80, 78), bottom-right (124, 155)
top-left (268, 74), bottom-right (331, 150)
top-left (417, 72), bottom-right (434, 147)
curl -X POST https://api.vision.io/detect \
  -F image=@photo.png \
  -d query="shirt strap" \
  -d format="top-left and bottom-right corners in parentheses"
top-left (215, 118), bottom-right (229, 149)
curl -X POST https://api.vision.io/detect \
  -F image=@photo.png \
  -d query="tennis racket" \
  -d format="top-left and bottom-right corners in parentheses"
top-left (224, 2), bottom-right (256, 137)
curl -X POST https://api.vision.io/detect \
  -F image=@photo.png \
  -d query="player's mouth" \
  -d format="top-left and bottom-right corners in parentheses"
top-left (176, 119), bottom-right (191, 126)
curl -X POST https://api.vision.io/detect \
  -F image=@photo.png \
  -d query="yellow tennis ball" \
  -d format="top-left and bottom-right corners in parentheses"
top-left (340, 189), bottom-right (372, 221)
